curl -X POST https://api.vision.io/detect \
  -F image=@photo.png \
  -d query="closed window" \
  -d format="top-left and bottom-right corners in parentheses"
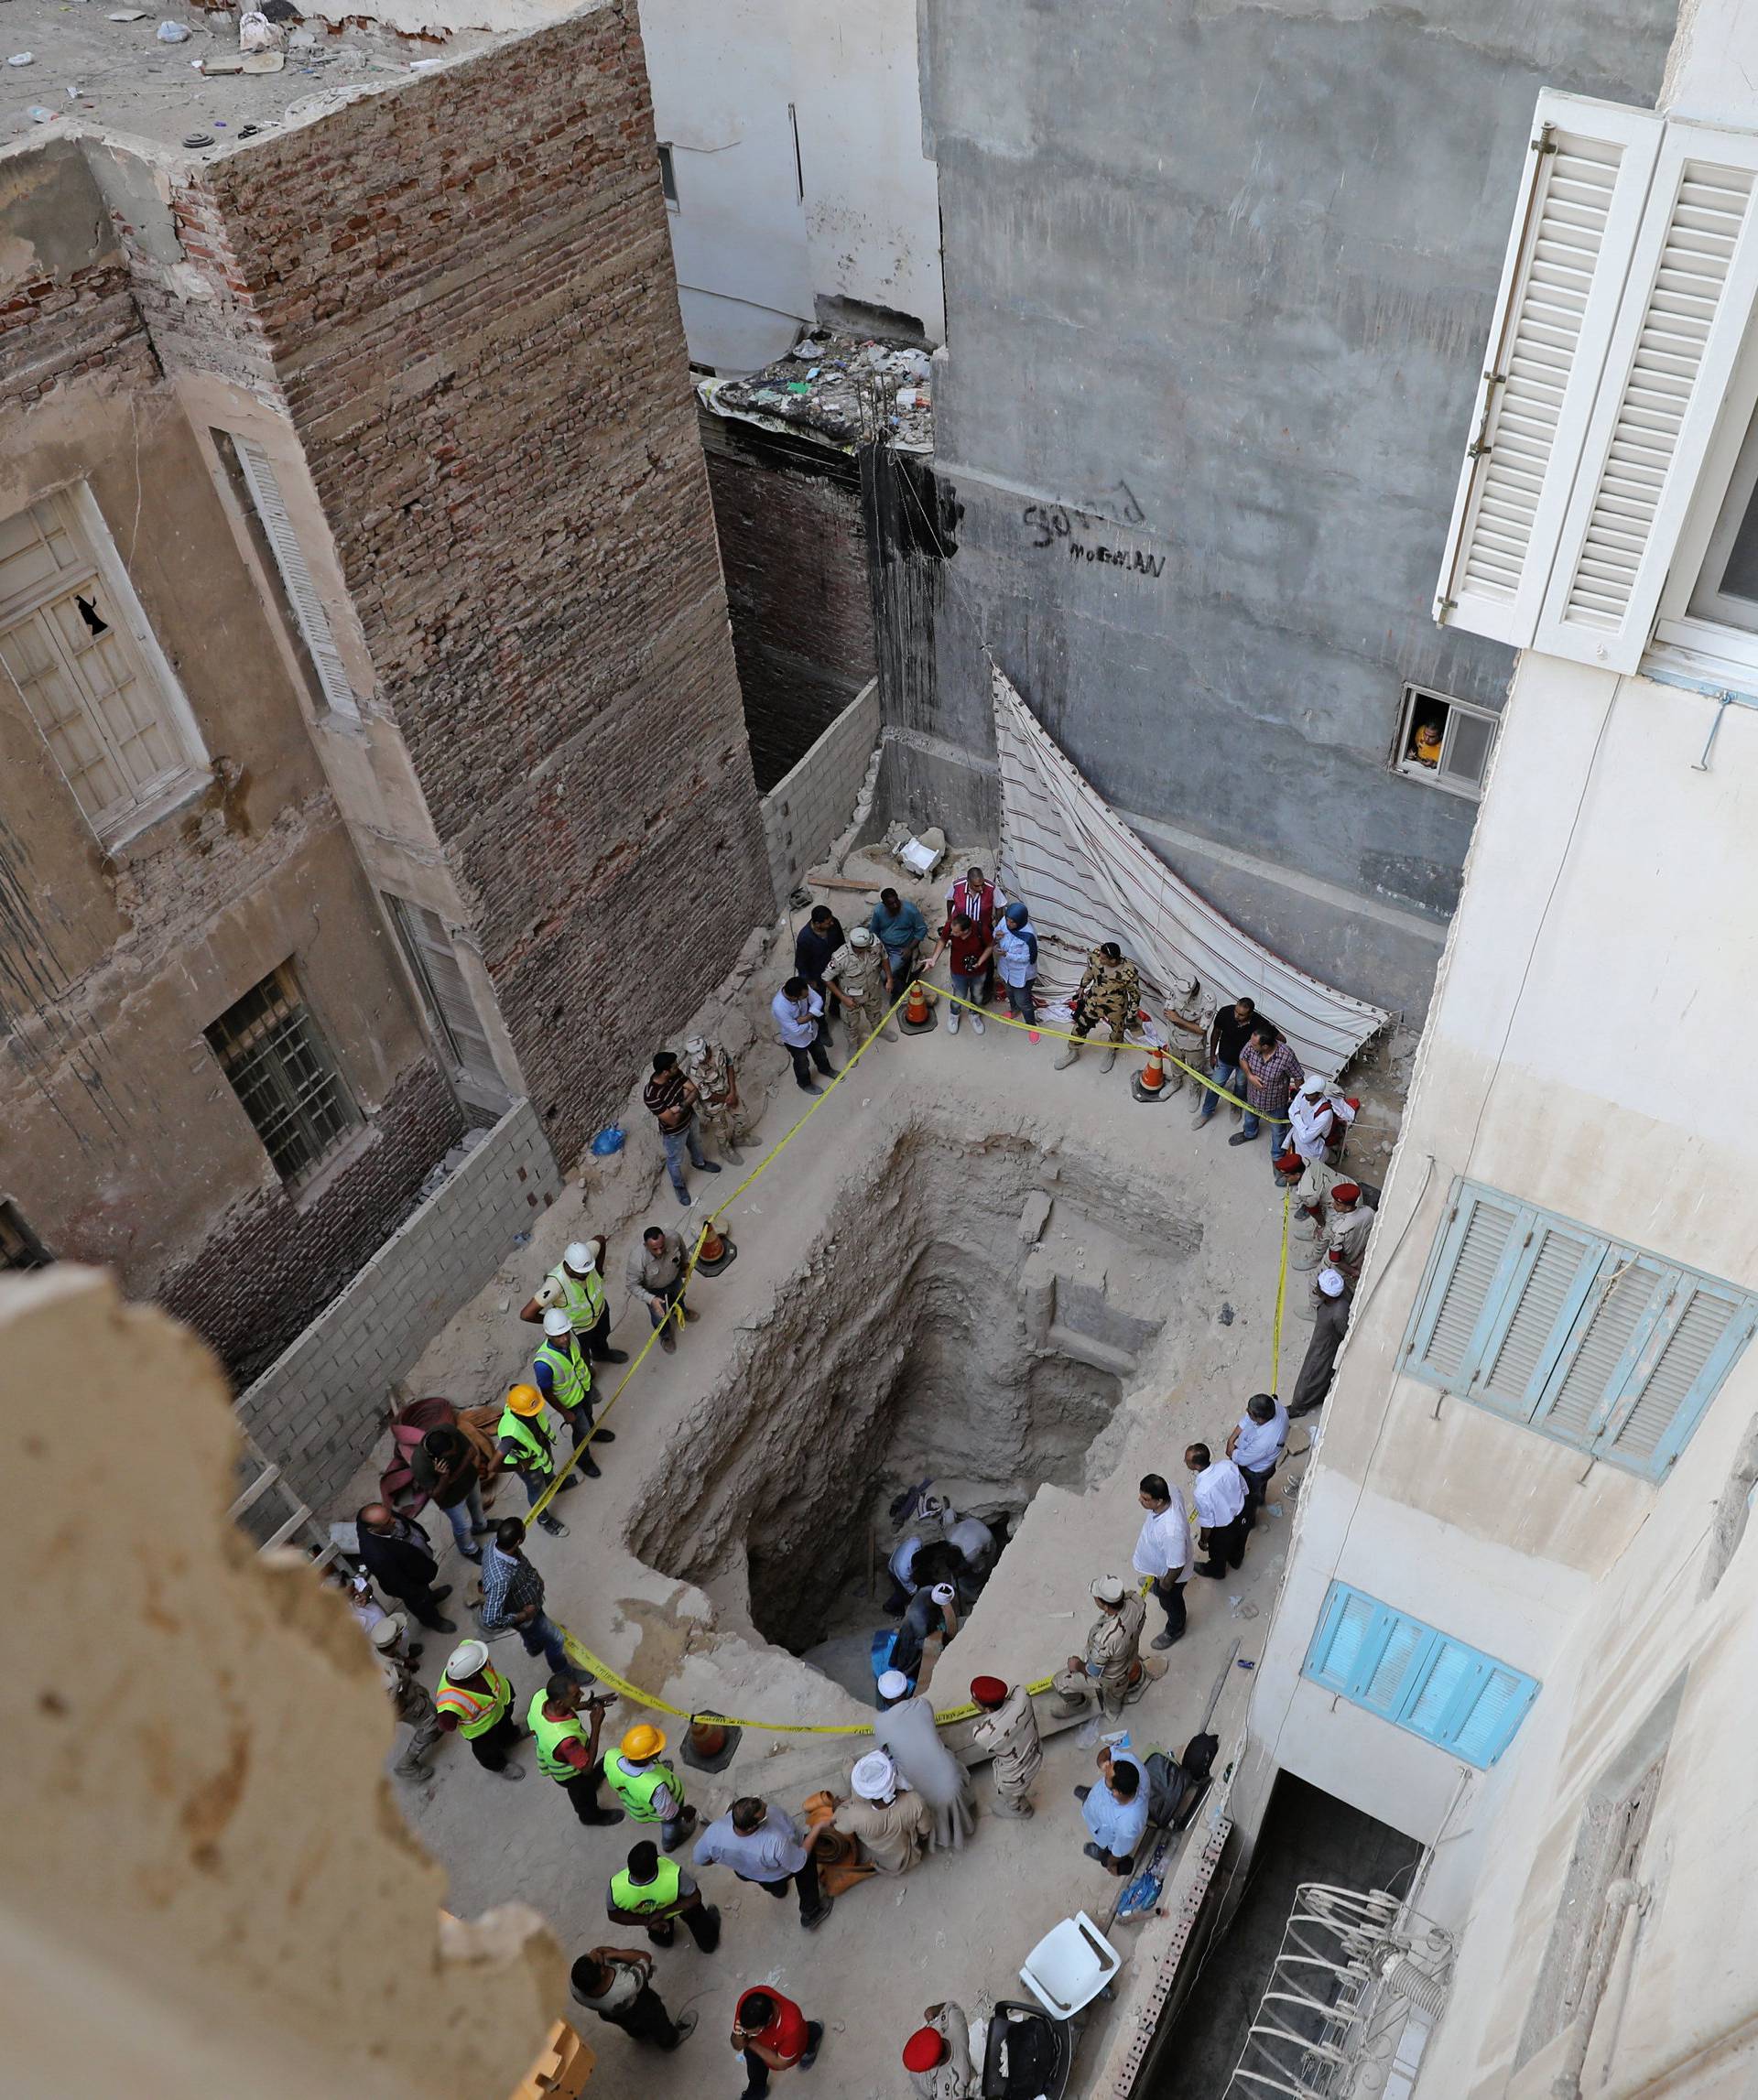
top-left (1403, 1179), bottom-right (1758, 1479)
top-left (1302, 1582), bottom-right (1540, 1768)
top-left (222, 434), bottom-right (360, 720)
top-left (657, 144), bottom-right (678, 211)
top-left (1391, 684), bottom-right (1498, 798)
top-left (385, 894), bottom-right (503, 1094)
top-left (205, 968), bottom-right (359, 1183)
top-left (0, 492), bottom-right (205, 843)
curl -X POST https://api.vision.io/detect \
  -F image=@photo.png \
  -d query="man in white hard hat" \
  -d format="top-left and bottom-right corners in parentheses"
top-left (434, 1638), bottom-right (526, 1781)
top-left (683, 1034), bottom-right (755, 1164)
top-left (824, 924), bottom-right (898, 1051)
top-left (521, 1237), bottom-right (628, 1363)
top-left (1052, 1575), bottom-right (1149, 1719)
top-left (530, 1306), bottom-right (613, 1478)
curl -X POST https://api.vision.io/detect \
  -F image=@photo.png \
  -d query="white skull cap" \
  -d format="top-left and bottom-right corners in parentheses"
top-left (685, 1035), bottom-right (707, 1055)
top-left (852, 1751), bottom-right (897, 1802)
top-left (1299, 1074), bottom-right (1329, 1095)
top-left (564, 1242), bottom-right (596, 1272)
top-left (447, 1640), bottom-right (489, 1678)
top-left (542, 1308), bottom-right (572, 1337)
top-left (1318, 1267), bottom-right (1347, 1296)
top-left (929, 1583), bottom-right (957, 1606)
top-left (1091, 1575), bottom-right (1127, 1605)
top-left (876, 1669), bottom-right (910, 1700)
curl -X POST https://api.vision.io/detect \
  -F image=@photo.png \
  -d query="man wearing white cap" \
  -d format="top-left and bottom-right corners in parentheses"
top-left (874, 1681), bottom-right (977, 1851)
top-left (434, 1640), bottom-right (526, 1781)
top-left (1290, 1267), bottom-right (1351, 1418)
top-left (683, 1034), bottom-right (754, 1164)
top-left (1052, 1575), bottom-right (1149, 1719)
top-left (888, 1576), bottom-right (960, 1692)
top-left (825, 925), bottom-right (898, 1050)
top-left (831, 1751), bottom-right (932, 1874)
top-left (1280, 1073), bottom-right (1357, 1213)
top-left (521, 1237), bottom-right (628, 1364)
top-left (530, 1308), bottom-right (613, 1478)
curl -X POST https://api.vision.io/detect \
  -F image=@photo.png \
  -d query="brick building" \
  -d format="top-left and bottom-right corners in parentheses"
top-left (0, 0), bottom-right (770, 1454)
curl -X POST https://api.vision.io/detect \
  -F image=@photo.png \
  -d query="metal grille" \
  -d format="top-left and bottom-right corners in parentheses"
top-left (205, 969), bottom-right (357, 1182)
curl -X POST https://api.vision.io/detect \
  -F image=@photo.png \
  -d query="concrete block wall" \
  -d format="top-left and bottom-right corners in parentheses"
top-left (235, 1098), bottom-right (561, 1512)
top-left (760, 677), bottom-right (881, 905)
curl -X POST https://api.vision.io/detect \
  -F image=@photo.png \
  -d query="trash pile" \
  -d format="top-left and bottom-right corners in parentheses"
top-left (697, 330), bottom-right (935, 456)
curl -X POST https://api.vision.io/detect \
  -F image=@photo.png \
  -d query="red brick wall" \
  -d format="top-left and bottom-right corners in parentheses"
top-left (700, 409), bottom-right (878, 790)
top-left (190, 3), bottom-right (773, 1166)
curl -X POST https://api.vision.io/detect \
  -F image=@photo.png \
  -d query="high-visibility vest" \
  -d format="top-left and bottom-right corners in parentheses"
top-left (534, 1337), bottom-right (591, 1414)
top-left (436, 1664), bottom-right (512, 1739)
top-left (498, 1406), bottom-right (556, 1477)
top-left (603, 1750), bottom-right (684, 1822)
top-left (526, 1688), bottom-right (590, 1780)
top-left (610, 1856), bottom-right (683, 1916)
top-left (548, 1262), bottom-right (607, 1330)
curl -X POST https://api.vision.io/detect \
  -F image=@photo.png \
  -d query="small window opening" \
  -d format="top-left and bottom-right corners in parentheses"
top-left (657, 144), bottom-right (678, 211)
top-left (1392, 683), bottom-right (1498, 799)
top-left (0, 1199), bottom-right (51, 1271)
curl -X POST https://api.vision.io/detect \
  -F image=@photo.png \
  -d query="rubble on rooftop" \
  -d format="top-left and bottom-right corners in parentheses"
top-left (697, 329), bottom-right (936, 456)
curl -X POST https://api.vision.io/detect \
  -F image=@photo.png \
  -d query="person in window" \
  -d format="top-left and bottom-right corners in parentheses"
top-left (1193, 993), bottom-right (1258, 1128)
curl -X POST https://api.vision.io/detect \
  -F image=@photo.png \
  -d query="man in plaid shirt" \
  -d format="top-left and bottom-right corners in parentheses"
top-left (1233, 1022), bottom-right (1303, 1153)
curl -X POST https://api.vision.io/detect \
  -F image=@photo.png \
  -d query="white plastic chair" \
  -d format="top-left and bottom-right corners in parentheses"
top-left (1019, 1910), bottom-right (1123, 2019)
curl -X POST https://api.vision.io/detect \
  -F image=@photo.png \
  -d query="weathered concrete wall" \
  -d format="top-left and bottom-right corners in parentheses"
top-left (0, 140), bottom-right (458, 1380)
top-left (180, 4), bottom-right (774, 1168)
top-left (905, 0), bottom-right (1678, 1019)
top-left (3, 1263), bottom-right (564, 2098)
top-left (759, 674), bottom-right (879, 905)
top-left (238, 1097), bottom-right (562, 1508)
top-left (700, 407), bottom-right (877, 789)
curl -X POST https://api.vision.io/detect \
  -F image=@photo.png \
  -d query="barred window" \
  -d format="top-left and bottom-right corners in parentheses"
top-left (205, 969), bottom-right (358, 1183)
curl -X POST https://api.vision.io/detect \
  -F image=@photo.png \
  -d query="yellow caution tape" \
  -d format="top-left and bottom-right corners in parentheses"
top-left (1272, 1187), bottom-right (1291, 1393)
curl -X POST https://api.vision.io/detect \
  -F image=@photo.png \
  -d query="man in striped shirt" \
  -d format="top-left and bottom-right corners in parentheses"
top-left (644, 1049), bottom-right (722, 1207)
top-left (1234, 1023), bottom-right (1304, 1152)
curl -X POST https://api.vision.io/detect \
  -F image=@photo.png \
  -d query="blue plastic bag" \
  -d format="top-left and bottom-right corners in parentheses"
top-left (590, 1126), bottom-right (624, 1156)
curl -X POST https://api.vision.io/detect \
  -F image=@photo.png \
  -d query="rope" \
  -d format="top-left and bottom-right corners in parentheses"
top-left (515, 972), bottom-right (1297, 1734)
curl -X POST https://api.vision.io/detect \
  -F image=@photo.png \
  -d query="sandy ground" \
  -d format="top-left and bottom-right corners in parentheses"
top-left (335, 852), bottom-right (1337, 2099)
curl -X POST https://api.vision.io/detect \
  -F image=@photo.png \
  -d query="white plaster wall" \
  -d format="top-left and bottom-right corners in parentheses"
top-left (1234, 649), bottom-right (1758, 2095)
top-left (638, 0), bottom-right (943, 372)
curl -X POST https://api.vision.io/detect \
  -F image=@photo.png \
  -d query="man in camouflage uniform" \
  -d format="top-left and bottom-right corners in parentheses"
top-left (825, 926), bottom-right (898, 1051)
top-left (683, 1035), bottom-right (754, 1165)
top-left (1057, 941), bottom-right (1141, 1073)
top-left (1052, 1575), bottom-right (1149, 1720)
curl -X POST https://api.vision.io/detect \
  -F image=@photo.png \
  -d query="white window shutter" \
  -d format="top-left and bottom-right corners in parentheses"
top-left (1537, 124), bottom-right (1758, 669)
top-left (1435, 94), bottom-right (1664, 645)
top-left (233, 438), bottom-right (361, 720)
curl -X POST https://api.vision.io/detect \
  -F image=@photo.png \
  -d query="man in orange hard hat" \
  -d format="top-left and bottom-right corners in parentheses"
top-left (496, 1381), bottom-right (576, 1538)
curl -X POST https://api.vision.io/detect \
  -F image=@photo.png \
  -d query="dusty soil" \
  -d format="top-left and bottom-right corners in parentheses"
top-left (334, 852), bottom-right (1333, 2099)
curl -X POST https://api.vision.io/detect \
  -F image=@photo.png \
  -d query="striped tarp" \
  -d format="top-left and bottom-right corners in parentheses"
top-left (992, 665), bottom-right (1391, 1077)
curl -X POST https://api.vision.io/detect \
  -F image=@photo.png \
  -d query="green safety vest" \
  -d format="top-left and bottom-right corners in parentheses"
top-left (603, 1750), bottom-right (684, 1821)
top-left (534, 1337), bottom-right (591, 1414)
top-left (549, 1262), bottom-right (607, 1330)
top-left (436, 1665), bottom-right (512, 1739)
top-left (498, 1405), bottom-right (556, 1477)
top-left (526, 1688), bottom-right (590, 1781)
top-left (610, 1857), bottom-right (682, 1916)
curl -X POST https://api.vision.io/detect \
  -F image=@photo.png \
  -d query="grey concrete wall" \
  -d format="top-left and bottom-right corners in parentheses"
top-left (905, 0), bottom-right (1678, 1019)
top-left (760, 677), bottom-right (882, 904)
top-left (236, 1098), bottom-right (562, 1511)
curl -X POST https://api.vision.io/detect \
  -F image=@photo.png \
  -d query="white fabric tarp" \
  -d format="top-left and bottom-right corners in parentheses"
top-left (992, 665), bottom-right (1390, 1077)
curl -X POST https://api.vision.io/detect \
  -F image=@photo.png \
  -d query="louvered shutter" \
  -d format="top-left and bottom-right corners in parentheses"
top-left (1362, 1616), bottom-right (1432, 1716)
top-left (1435, 95), bottom-right (1663, 644)
top-left (1602, 1283), bottom-right (1753, 1475)
top-left (1406, 1192), bottom-right (1521, 1387)
top-left (1532, 1256), bottom-right (1666, 1445)
top-left (233, 438), bottom-right (361, 719)
top-left (1449, 1664), bottom-right (1539, 1766)
top-left (1476, 1223), bottom-right (1601, 1417)
top-left (1306, 1588), bottom-right (1382, 1692)
top-left (1537, 124), bottom-right (1758, 668)
top-left (1404, 1639), bottom-right (1483, 1741)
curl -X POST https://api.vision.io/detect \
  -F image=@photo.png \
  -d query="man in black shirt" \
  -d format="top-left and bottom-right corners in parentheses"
top-left (793, 906), bottom-right (845, 1042)
top-left (1194, 995), bottom-right (1258, 1128)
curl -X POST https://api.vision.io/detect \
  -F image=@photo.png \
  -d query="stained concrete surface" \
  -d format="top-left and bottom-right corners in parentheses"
top-left (333, 877), bottom-right (1338, 2098)
top-left (1139, 1775), bottom-right (1424, 2097)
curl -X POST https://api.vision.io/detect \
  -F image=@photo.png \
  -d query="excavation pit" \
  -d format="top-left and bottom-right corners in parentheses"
top-left (627, 1116), bottom-right (1197, 1702)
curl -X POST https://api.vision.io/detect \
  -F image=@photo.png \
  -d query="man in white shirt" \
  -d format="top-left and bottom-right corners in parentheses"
top-left (1283, 1074), bottom-right (1358, 1216)
top-left (772, 976), bottom-right (836, 1094)
top-left (1225, 1393), bottom-right (1288, 1531)
top-left (1133, 1471), bottom-right (1194, 1650)
top-left (1186, 1442), bottom-right (1249, 1579)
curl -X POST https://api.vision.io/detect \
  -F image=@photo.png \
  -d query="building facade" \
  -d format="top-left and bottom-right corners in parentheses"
top-left (0, 0), bottom-right (771, 1404)
top-left (1227, 16), bottom-right (1758, 2095)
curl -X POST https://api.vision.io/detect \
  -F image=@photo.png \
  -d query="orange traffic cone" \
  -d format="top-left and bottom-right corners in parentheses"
top-left (679, 1711), bottom-right (743, 1772)
top-left (899, 975), bottom-right (938, 1034)
top-left (1133, 1043), bottom-right (1170, 1105)
top-left (696, 1215), bottom-right (737, 1275)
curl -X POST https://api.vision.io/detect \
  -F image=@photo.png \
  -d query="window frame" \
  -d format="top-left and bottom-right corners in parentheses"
top-left (657, 143), bottom-right (678, 212)
top-left (0, 1198), bottom-right (52, 1271)
top-left (382, 892), bottom-right (505, 1099)
top-left (1402, 1178), bottom-right (1758, 1480)
top-left (1302, 1581), bottom-right (1540, 1769)
top-left (0, 484), bottom-right (208, 847)
top-left (204, 965), bottom-right (361, 1186)
top-left (1389, 683), bottom-right (1500, 800)
top-left (1650, 313), bottom-right (1758, 687)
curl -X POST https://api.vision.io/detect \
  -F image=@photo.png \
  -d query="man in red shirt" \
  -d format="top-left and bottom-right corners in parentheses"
top-left (732, 1986), bottom-right (823, 2095)
top-left (941, 863), bottom-right (1004, 1005)
top-left (925, 912), bottom-right (991, 1036)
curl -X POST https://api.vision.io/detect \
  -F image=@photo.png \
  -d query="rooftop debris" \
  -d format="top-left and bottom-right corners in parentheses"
top-left (698, 330), bottom-right (935, 456)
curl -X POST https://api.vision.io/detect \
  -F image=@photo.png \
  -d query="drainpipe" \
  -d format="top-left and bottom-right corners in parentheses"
top-left (1550, 1878), bottom-right (1641, 2100)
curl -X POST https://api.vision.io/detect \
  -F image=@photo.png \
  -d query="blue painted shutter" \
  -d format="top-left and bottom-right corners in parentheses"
top-left (1601, 1282), bottom-right (1752, 1474)
top-left (1532, 1254), bottom-right (1666, 1444)
top-left (1407, 1192), bottom-right (1522, 1385)
top-left (1450, 1664), bottom-right (1540, 1765)
top-left (1477, 1221), bottom-right (1601, 1416)
top-left (1306, 1587), bottom-right (1383, 1692)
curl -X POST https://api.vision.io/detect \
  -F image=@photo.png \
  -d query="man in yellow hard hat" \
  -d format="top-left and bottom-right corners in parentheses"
top-left (526, 1672), bottom-right (624, 1828)
top-left (496, 1382), bottom-right (577, 1538)
top-left (603, 1723), bottom-right (698, 1852)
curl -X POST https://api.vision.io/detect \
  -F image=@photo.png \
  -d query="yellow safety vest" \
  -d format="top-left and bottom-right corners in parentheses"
top-left (435, 1665), bottom-right (512, 1739)
top-left (549, 1262), bottom-right (607, 1330)
top-left (534, 1337), bottom-right (591, 1413)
